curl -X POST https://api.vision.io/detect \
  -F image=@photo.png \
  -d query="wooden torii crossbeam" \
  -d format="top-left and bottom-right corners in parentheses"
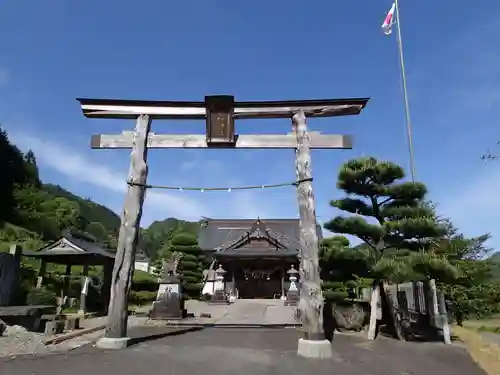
top-left (82, 96), bottom-right (367, 150)
top-left (79, 95), bottom-right (369, 357)
top-left (91, 132), bottom-right (352, 149)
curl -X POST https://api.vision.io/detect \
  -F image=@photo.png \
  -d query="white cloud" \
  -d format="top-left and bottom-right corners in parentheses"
top-left (229, 190), bottom-right (273, 219)
top-left (7, 129), bottom-right (286, 224)
top-left (8, 131), bottom-right (209, 222)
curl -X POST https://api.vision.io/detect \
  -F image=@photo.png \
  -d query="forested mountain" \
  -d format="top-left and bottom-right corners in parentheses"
top-left (141, 217), bottom-right (199, 260)
top-left (0, 126), bottom-right (120, 251)
top-left (42, 184), bottom-right (121, 239)
top-left (0, 126), bottom-right (202, 257)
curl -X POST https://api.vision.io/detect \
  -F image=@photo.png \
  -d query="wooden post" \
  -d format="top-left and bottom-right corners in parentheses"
top-left (9, 244), bottom-right (22, 263)
top-left (101, 260), bottom-right (113, 315)
top-left (412, 281), bottom-right (421, 313)
top-left (438, 290), bottom-right (451, 344)
top-left (97, 114), bottom-right (151, 349)
top-left (79, 262), bottom-right (90, 315)
top-left (293, 110), bottom-right (332, 359)
top-left (63, 264), bottom-right (72, 297)
top-left (36, 259), bottom-right (46, 288)
top-left (424, 279), bottom-right (439, 328)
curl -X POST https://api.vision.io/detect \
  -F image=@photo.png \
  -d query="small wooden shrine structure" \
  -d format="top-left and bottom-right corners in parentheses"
top-left (23, 233), bottom-right (115, 314)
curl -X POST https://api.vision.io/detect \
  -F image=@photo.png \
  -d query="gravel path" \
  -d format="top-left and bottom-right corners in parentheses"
top-left (0, 328), bottom-right (486, 375)
top-left (0, 331), bottom-right (51, 358)
top-left (0, 315), bottom-right (153, 359)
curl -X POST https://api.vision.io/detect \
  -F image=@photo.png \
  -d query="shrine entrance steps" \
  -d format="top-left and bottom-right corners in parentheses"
top-left (173, 299), bottom-right (300, 327)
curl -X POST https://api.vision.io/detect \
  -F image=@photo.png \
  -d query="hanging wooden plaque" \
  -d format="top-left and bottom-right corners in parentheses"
top-left (205, 95), bottom-right (235, 146)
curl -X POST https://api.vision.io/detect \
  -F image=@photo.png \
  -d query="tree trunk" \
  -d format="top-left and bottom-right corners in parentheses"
top-left (105, 114), bottom-right (151, 339)
top-left (455, 311), bottom-right (463, 327)
top-left (367, 281), bottom-right (380, 340)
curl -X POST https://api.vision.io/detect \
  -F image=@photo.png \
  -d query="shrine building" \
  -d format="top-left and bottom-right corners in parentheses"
top-left (199, 218), bottom-right (322, 299)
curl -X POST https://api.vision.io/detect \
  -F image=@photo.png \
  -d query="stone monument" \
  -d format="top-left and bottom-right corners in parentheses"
top-left (210, 265), bottom-right (229, 304)
top-left (285, 265), bottom-right (300, 306)
top-left (150, 272), bottom-right (184, 319)
top-left (0, 245), bottom-right (22, 306)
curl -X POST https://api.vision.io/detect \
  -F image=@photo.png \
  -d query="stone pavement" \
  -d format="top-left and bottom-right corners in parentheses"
top-left (0, 327), bottom-right (486, 375)
top-left (184, 299), bottom-right (298, 325)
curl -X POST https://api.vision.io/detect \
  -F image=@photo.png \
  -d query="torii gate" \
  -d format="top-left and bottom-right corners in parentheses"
top-left (77, 95), bottom-right (369, 359)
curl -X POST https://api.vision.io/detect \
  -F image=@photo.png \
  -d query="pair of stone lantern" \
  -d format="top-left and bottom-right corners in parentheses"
top-left (285, 265), bottom-right (300, 306)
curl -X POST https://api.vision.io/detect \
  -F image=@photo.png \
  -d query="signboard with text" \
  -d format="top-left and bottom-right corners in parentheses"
top-left (156, 283), bottom-right (180, 300)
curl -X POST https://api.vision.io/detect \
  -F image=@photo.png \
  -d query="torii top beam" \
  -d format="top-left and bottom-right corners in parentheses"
top-left (77, 97), bottom-right (369, 120)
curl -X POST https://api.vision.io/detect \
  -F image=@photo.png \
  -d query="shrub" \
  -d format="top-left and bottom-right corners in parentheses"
top-left (132, 270), bottom-right (158, 292)
top-left (26, 287), bottom-right (57, 305)
top-left (129, 291), bottom-right (157, 306)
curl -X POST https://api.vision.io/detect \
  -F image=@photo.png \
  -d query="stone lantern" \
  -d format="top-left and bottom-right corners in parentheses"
top-left (210, 264), bottom-right (229, 304)
top-left (285, 265), bottom-right (300, 306)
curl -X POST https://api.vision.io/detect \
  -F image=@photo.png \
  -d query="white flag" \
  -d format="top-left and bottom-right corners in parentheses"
top-left (381, 3), bottom-right (396, 36)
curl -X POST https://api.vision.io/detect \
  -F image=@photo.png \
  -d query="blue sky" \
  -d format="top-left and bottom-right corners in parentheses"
top-left (1, 1), bottom-right (500, 249)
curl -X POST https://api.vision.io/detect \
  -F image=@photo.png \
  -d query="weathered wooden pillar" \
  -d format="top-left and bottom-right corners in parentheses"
top-left (79, 262), bottom-right (90, 315)
top-left (437, 290), bottom-right (451, 344)
top-left (281, 268), bottom-right (285, 298)
top-left (424, 279), bottom-right (439, 328)
top-left (96, 114), bottom-right (151, 350)
top-left (412, 281), bottom-right (420, 313)
top-left (36, 259), bottom-right (47, 288)
top-left (292, 110), bottom-right (332, 359)
top-left (101, 260), bottom-right (113, 315)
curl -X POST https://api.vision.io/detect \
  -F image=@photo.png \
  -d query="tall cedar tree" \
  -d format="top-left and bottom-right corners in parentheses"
top-left (0, 128), bottom-right (39, 224)
top-left (169, 233), bottom-right (203, 299)
top-left (324, 157), bottom-right (455, 340)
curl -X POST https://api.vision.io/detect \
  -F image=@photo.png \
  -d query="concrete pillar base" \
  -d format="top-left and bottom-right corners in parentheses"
top-left (297, 338), bottom-right (333, 359)
top-left (95, 337), bottom-right (130, 350)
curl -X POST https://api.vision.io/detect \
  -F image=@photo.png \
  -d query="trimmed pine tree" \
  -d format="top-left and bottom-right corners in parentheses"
top-left (324, 157), bottom-right (456, 340)
top-left (169, 233), bottom-right (203, 299)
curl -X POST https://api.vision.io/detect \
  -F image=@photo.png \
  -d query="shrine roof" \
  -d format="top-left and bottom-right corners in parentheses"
top-left (135, 250), bottom-right (150, 263)
top-left (198, 218), bottom-right (322, 251)
top-left (215, 248), bottom-right (298, 258)
top-left (23, 234), bottom-right (115, 265)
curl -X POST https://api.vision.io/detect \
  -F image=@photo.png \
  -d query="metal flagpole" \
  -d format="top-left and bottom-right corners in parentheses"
top-left (394, 0), bottom-right (416, 182)
top-left (392, 2), bottom-right (445, 344)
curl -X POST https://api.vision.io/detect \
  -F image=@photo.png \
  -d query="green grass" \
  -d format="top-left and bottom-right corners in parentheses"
top-left (464, 315), bottom-right (500, 334)
top-left (477, 325), bottom-right (500, 334)
top-left (453, 325), bottom-right (500, 375)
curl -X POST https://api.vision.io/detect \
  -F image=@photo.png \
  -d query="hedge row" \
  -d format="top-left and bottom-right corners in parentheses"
top-left (22, 268), bottom-right (159, 308)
